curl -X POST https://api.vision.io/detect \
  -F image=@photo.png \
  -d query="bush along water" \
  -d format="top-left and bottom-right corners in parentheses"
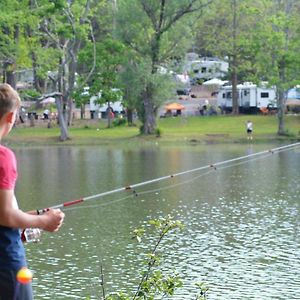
top-left (91, 215), bottom-right (209, 300)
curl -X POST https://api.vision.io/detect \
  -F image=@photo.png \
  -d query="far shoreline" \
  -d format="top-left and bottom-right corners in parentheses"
top-left (4, 114), bottom-right (300, 147)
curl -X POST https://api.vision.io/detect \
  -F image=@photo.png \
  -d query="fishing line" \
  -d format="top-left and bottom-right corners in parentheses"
top-left (61, 142), bottom-right (300, 213)
top-left (63, 169), bottom-right (215, 212)
top-left (65, 153), bottom-right (265, 212)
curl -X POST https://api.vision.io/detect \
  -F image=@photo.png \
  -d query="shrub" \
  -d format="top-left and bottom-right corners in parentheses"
top-left (113, 117), bottom-right (127, 127)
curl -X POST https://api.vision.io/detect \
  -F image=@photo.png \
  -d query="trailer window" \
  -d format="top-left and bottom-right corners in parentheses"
top-left (261, 92), bottom-right (269, 98)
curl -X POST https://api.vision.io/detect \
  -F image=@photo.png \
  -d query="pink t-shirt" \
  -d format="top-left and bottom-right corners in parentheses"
top-left (0, 145), bottom-right (18, 190)
top-left (0, 145), bottom-right (26, 271)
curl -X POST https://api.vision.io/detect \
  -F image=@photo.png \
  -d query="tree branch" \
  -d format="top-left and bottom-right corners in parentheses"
top-left (162, 0), bottom-right (213, 34)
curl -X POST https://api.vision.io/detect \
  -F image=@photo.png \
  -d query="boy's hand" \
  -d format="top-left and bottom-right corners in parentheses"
top-left (40, 209), bottom-right (65, 232)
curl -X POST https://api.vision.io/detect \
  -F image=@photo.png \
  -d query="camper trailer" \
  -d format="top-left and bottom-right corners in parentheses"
top-left (84, 87), bottom-right (124, 119)
top-left (217, 82), bottom-right (277, 113)
top-left (184, 57), bottom-right (229, 82)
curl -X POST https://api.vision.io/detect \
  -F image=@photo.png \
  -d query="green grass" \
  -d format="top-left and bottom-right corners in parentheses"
top-left (158, 114), bottom-right (300, 142)
top-left (5, 114), bottom-right (300, 146)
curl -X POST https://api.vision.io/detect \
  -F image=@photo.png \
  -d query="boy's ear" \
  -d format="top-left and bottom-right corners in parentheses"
top-left (6, 112), bottom-right (14, 124)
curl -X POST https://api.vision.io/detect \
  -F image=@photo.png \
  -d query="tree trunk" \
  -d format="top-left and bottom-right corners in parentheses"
top-left (127, 108), bottom-right (133, 125)
top-left (277, 59), bottom-right (286, 135)
top-left (276, 87), bottom-right (285, 135)
top-left (3, 60), bottom-right (16, 88)
top-left (107, 103), bottom-right (112, 128)
top-left (31, 50), bottom-right (44, 93)
top-left (141, 33), bottom-right (160, 134)
top-left (80, 104), bottom-right (85, 119)
top-left (142, 86), bottom-right (156, 134)
top-left (56, 97), bottom-right (70, 141)
top-left (231, 0), bottom-right (239, 115)
top-left (231, 67), bottom-right (239, 114)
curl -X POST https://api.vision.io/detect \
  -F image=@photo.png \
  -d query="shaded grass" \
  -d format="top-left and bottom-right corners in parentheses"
top-left (5, 114), bottom-right (300, 146)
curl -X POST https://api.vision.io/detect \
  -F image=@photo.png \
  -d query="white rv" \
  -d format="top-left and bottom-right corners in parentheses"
top-left (217, 82), bottom-right (277, 113)
top-left (84, 87), bottom-right (123, 119)
top-left (184, 57), bottom-right (229, 82)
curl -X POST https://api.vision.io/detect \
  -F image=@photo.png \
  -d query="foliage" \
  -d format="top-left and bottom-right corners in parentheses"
top-left (112, 116), bottom-right (127, 127)
top-left (102, 215), bottom-right (208, 300)
top-left (77, 38), bottom-right (126, 102)
top-left (116, 0), bottom-right (212, 134)
top-left (2, 0), bottom-right (300, 139)
top-left (194, 0), bottom-right (300, 131)
top-left (246, 0), bottom-right (300, 134)
top-left (19, 88), bottom-right (41, 101)
top-left (154, 127), bottom-right (162, 137)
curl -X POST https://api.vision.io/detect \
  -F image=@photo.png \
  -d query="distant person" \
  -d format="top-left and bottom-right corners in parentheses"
top-left (0, 84), bottom-right (65, 299)
top-left (19, 107), bottom-right (26, 123)
top-left (246, 120), bottom-right (253, 140)
top-left (43, 108), bottom-right (49, 120)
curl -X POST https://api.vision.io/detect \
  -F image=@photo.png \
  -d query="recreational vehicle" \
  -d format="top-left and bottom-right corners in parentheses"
top-left (184, 57), bottom-right (229, 82)
top-left (84, 87), bottom-right (124, 119)
top-left (217, 82), bottom-right (277, 113)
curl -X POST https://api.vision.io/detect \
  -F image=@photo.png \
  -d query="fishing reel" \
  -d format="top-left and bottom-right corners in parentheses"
top-left (21, 228), bottom-right (42, 243)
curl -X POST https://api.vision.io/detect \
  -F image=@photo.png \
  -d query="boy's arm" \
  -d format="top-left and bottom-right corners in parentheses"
top-left (0, 189), bottom-right (64, 232)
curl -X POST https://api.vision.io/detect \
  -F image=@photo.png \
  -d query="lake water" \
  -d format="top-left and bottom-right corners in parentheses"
top-left (13, 142), bottom-right (300, 300)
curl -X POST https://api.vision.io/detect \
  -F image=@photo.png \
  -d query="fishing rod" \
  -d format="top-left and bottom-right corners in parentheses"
top-left (22, 142), bottom-right (300, 243)
top-left (38, 141), bottom-right (300, 214)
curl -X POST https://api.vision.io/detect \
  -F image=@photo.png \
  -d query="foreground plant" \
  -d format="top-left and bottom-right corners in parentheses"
top-left (101, 215), bottom-right (208, 300)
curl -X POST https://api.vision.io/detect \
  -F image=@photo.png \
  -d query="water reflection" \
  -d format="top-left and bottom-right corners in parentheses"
top-left (13, 144), bottom-right (300, 299)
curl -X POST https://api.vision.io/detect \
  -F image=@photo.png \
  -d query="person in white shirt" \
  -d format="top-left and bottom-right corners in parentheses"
top-left (246, 120), bottom-right (253, 140)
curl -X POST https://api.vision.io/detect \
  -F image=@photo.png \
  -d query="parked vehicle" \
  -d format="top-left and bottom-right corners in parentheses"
top-left (83, 87), bottom-right (124, 119)
top-left (217, 82), bottom-right (277, 113)
top-left (174, 73), bottom-right (191, 95)
top-left (184, 56), bottom-right (229, 82)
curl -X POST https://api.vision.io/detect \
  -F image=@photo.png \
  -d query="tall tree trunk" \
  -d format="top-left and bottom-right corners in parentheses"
top-left (231, 0), bottom-right (239, 114)
top-left (231, 64), bottom-right (239, 114)
top-left (107, 103), bottom-right (112, 128)
top-left (141, 34), bottom-right (160, 134)
top-left (276, 87), bottom-right (285, 135)
top-left (31, 51), bottom-right (44, 93)
top-left (142, 86), bottom-right (156, 134)
top-left (277, 59), bottom-right (286, 135)
top-left (57, 56), bottom-right (70, 141)
top-left (127, 108), bottom-right (133, 125)
top-left (3, 60), bottom-right (16, 88)
top-left (56, 97), bottom-right (69, 141)
top-left (80, 104), bottom-right (85, 119)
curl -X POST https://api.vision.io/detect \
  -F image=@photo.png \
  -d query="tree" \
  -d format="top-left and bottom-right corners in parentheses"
top-left (0, 0), bottom-right (32, 88)
top-left (194, 0), bottom-right (260, 114)
top-left (117, 0), bottom-right (212, 134)
top-left (6, 0), bottom-right (107, 141)
top-left (249, 0), bottom-right (300, 135)
top-left (37, 1), bottom-right (98, 140)
top-left (76, 38), bottom-right (126, 127)
top-left (118, 53), bottom-right (143, 126)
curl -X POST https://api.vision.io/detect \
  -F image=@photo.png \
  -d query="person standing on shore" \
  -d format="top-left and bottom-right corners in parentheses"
top-left (0, 83), bottom-right (65, 299)
top-left (246, 120), bottom-right (253, 140)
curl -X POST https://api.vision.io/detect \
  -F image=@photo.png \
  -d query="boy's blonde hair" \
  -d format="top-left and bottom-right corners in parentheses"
top-left (0, 84), bottom-right (21, 119)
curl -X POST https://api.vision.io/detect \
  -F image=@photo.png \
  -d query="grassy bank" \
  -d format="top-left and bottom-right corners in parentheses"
top-left (5, 114), bottom-right (300, 146)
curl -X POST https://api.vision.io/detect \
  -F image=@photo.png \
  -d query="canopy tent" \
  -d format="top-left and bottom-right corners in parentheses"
top-left (40, 97), bottom-right (56, 104)
top-left (165, 103), bottom-right (185, 110)
top-left (202, 78), bottom-right (228, 86)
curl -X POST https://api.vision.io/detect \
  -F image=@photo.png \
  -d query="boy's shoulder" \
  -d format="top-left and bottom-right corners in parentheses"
top-left (0, 144), bottom-right (14, 155)
top-left (0, 145), bottom-right (15, 162)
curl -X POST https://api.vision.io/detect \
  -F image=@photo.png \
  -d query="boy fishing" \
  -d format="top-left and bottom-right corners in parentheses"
top-left (0, 84), bottom-right (65, 299)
